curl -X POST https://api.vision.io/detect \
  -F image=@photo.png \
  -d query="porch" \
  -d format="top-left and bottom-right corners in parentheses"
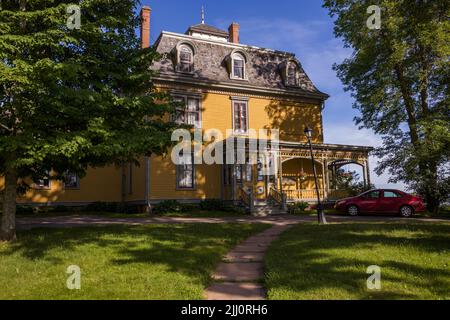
top-left (221, 138), bottom-right (373, 210)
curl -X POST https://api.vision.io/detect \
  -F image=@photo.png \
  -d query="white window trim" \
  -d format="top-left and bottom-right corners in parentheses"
top-left (34, 175), bottom-right (52, 190)
top-left (231, 98), bottom-right (249, 135)
top-left (176, 153), bottom-right (196, 190)
top-left (171, 94), bottom-right (202, 129)
top-left (177, 44), bottom-right (194, 73)
top-left (64, 172), bottom-right (80, 190)
top-left (227, 50), bottom-right (249, 81)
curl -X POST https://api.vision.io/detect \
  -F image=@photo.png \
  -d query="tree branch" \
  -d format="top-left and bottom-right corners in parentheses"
top-left (394, 63), bottom-right (420, 146)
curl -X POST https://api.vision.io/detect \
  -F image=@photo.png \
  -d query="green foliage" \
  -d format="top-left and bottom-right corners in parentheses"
top-left (335, 169), bottom-right (375, 196)
top-left (15, 205), bottom-right (34, 215)
top-left (199, 199), bottom-right (227, 211)
top-left (84, 201), bottom-right (139, 214)
top-left (0, 1), bottom-right (179, 203)
top-left (287, 201), bottom-right (310, 214)
top-left (323, 0), bottom-right (450, 212)
top-left (152, 200), bottom-right (183, 214)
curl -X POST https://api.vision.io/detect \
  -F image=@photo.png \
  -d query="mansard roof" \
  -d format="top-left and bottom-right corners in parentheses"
top-left (152, 31), bottom-right (329, 100)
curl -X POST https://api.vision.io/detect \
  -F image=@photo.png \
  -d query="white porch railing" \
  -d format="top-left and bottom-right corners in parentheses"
top-left (284, 189), bottom-right (349, 201)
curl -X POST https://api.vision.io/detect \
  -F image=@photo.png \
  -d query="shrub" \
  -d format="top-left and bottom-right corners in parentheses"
top-left (288, 201), bottom-right (310, 214)
top-left (179, 203), bottom-right (198, 212)
top-left (199, 199), bottom-right (225, 211)
top-left (16, 205), bottom-right (34, 215)
top-left (84, 201), bottom-right (118, 213)
top-left (53, 205), bottom-right (70, 213)
top-left (116, 203), bottom-right (140, 214)
top-left (152, 200), bottom-right (182, 214)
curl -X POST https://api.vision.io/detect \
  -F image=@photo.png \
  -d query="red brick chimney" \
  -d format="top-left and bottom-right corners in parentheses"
top-left (140, 6), bottom-right (151, 48)
top-left (228, 22), bottom-right (240, 43)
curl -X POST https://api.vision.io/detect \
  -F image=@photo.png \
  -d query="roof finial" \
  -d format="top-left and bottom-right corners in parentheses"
top-left (201, 5), bottom-right (205, 24)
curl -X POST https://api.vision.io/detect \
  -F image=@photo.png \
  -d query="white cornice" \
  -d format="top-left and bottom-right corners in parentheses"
top-left (153, 74), bottom-right (329, 101)
top-left (157, 31), bottom-right (296, 57)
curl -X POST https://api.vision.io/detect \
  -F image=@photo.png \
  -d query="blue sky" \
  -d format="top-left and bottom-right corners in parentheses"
top-left (140, 0), bottom-right (405, 190)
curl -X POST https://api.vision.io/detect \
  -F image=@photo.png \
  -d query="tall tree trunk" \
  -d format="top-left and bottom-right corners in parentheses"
top-left (0, 167), bottom-right (18, 242)
top-left (394, 64), bottom-right (419, 145)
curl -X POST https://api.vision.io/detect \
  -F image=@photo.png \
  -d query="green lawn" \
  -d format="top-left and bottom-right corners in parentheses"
top-left (265, 222), bottom-right (450, 300)
top-left (0, 223), bottom-right (269, 299)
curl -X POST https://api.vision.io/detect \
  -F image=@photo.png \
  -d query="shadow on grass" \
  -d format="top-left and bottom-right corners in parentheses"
top-left (265, 222), bottom-right (450, 299)
top-left (1, 223), bottom-right (268, 283)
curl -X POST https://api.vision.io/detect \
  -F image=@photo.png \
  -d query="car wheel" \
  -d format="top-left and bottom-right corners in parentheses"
top-left (400, 205), bottom-right (414, 218)
top-left (347, 205), bottom-right (359, 216)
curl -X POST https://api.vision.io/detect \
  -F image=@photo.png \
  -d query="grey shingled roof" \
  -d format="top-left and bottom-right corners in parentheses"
top-left (186, 23), bottom-right (229, 38)
top-left (152, 31), bottom-right (328, 99)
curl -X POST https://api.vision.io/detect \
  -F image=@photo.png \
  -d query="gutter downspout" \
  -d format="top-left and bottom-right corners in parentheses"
top-left (145, 155), bottom-right (151, 213)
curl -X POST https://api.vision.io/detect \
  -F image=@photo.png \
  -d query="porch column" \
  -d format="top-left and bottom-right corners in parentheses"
top-left (232, 164), bottom-right (237, 203)
top-left (279, 155), bottom-right (283, 194)
top-left (325, 160), bottom-right (331, 194)
top-left (322, 159), bottom-right (328, 200)
top-left (366, 159), bottom-right (371, 187)
top-left (362, 162), bottom-right (367, 188)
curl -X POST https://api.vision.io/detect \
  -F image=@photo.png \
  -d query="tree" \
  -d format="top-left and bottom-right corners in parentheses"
top-left (0, 0), bottom-right (178, 241)
top-left (323, 0), bottom-right (450, 213)
top-left (334, 168), bottom-right (374, 196)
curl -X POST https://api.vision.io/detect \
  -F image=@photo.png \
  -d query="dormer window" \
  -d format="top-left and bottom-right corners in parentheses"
top-left (179, 45), bottom-right (193, 72)
top-left (226, 50), bottom-right (248, 80)
top-left (280, 60), bottom-right (300, 87)
top-left (232, 53), bottom-right (245, 79)
top-left (173, 42), bottom-right (196, 73)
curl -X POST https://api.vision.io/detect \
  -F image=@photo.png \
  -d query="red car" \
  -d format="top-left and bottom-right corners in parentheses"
top-left (334, 189), bottom-right (426, 217)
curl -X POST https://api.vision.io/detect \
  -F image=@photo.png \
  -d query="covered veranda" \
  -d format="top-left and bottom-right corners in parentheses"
top-left (221, 138), bottom-right (373, 205)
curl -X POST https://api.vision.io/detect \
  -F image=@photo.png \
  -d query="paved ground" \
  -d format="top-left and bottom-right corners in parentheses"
top-left (205, 224), bottom-right (295, 300)
top-left (16, 214), bottom-right (448, 230)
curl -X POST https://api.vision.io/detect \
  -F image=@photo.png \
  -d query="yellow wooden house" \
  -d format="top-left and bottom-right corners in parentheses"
top-left (6, 6), bottom-right (373, 211)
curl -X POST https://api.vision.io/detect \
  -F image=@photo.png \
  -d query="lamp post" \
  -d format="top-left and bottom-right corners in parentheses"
top-left (304, 126), bottom-right (327, 224)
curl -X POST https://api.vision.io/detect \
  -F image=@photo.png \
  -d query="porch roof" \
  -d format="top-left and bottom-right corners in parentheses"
top-left (223, 137), bottom-right (374, 153)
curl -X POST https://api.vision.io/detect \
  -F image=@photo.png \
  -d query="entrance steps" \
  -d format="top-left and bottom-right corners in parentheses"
top-left (251, 201), bottom-right (287, 217)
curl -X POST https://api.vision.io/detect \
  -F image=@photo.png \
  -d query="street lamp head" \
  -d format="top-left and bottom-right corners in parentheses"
top-left (304, 126), bottom-right (312, 139)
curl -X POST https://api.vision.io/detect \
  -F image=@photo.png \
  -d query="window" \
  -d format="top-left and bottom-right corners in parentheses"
top-left (363, 191), bottom-right (380, 199)
top-left (178, 45), bottom-right (193, 73)
top-left (173, 96), bottom-right (201, 128)
top-left (287, 64), bottom-right (297, 86)
top-left (384, 191), bottom-right (401, 198)
top-left (232, 100), bottom-right (248, 134)
top-left (177, 153), bottom-right (195, 189)
top-left (35, 172), bottom-right (51, 189)
top-left (281, 60), bottom-right (300, 87)
top-left (232, 52), bottom-right (245, 79)
top-left (64, 172), bottom-right (79, 189)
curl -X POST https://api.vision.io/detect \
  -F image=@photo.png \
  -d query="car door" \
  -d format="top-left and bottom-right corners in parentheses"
top-left (379, 190), bottom-right (403, 213)
top-left (358, 190), bottom-right (381, 212)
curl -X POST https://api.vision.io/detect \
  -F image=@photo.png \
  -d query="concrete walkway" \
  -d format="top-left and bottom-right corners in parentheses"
top-left (16, 214), bottom-right (307, 230)
top-left (16, 214), bottom-right (448, 230)
top-left (205, 223), bottom-right (296, 300)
